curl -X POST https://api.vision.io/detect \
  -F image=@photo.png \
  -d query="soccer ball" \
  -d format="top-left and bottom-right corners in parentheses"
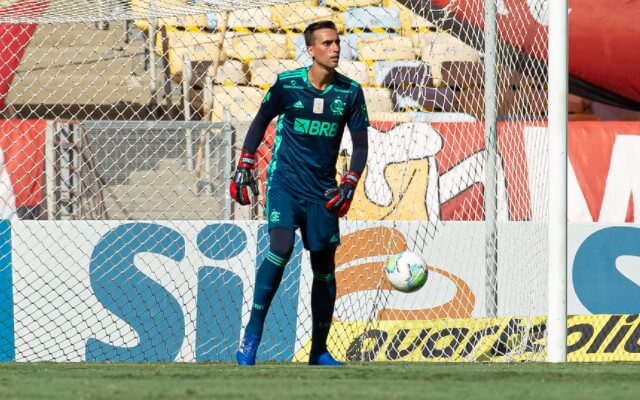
top-left (384, 251), bottom-right (428, 293)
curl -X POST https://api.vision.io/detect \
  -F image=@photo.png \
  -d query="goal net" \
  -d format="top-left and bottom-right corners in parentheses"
top-left (0, 0), bottom-right (551, 363)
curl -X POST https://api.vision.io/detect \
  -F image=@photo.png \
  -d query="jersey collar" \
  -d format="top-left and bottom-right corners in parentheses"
top-left (303, 65), bottom-right (334, 96)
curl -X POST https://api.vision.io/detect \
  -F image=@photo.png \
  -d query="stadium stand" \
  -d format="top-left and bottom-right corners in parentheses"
top-left (420, 32), bottom-right (480, 64)
top-left (324, 0), bottom-right (388, 11)
top-left (345, 32), bottom-right (397, 60)
top-left (336, 60), bottom-right (371, 85)
top-left (392, 86), bottom-right (457, 112)
top-left (132, 0), bottom-right (215, 31)
top-left (372, 60), bottom-right (431, 87)
top-left (210, 86), bottom-right (265, 121)
top-left (363, 87), bottom-right (394, 112)
top-left (270, 3), bottom-right (345, 33)
top-left (439, 61), bottom-right (484, 89)
top-left (216, 7), bottom-right (275, 32)
top-left (356, 35), bottom-right (414, 61)
top-left (155, 28), bottom-right (229, 77)
top-left (344, 7), bottom-right (402, 33)
top-left (225, 33), bottom-right (291, 62)
top-left (248, 59), bottom-right (306, 88)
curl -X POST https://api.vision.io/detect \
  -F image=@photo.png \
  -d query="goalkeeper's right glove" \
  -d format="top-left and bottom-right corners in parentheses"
top-left (229, 150), bottom-right (259, 205)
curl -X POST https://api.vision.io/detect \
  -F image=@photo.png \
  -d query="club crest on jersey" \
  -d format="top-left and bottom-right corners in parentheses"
top-left (330, 99), bottom-right (345, 116)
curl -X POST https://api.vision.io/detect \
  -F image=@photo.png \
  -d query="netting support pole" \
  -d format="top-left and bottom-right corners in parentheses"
top-left (223, 107), bottom-right (234, 220)
top-left (547, 0), bottom-right (568, 363)
top-left (149, 1), bottom-right (158, 102)
top-left (484, 0), bottom-right (499, 317)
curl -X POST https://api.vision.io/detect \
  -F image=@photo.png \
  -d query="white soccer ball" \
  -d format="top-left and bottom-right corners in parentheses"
top-left (384, 251), bottom-right (429, 293)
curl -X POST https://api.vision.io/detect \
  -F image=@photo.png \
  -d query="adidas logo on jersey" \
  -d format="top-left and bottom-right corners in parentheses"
top-left (293, 101), bottom-right (304, 109)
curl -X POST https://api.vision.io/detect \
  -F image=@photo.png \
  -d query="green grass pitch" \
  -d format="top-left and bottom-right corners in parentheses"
top-left (0, 362), bottom-right (638, 399)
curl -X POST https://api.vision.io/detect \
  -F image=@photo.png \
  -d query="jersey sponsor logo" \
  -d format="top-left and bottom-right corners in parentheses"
top-left (293, 118), bottom-right (339, 137)
top-left (293, 100), bottom-right (304, 109)
top-left (330, 99), bottom-right (346, 116)
top-left (283, 80), bottom-right (302, 89)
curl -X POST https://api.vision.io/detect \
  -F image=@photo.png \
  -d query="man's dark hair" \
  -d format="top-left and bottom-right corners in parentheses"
top-left (303, 20), bottom-right (338, 46)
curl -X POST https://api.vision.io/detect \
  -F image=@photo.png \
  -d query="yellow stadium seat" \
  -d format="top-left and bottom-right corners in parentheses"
top-left (132, 0), bottom-right (210, 31)
top-left (336, 60), bottom-right (371, 86)
top-left (248, 59), bottom-right (306, 89)
top-left (356, 36), bottom-right (414, 61)
top-left (156, 29), bottom-right (231, 79)
top-left (215, 8), bottom-right (274, 33)
top-left (211, 86), bottom-right (265, 121)
top-left (271, 3), bottom-right (345, 33)
top-left (226, 33), bottom-right (291, 62)
top-left (325, 0), bottom-right (389, 11)
top-left (214, 60), bottom-right (248, 86)
top-left (363, 87), bottom-right (394, 112)
top-left (386, 0), bottom-right (436, 35)
top-left (420, 32), bottom-right (480, 65)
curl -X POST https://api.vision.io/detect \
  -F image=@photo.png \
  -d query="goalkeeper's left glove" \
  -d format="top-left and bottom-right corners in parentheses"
top-left (324, 171), bottom-right (360, 217)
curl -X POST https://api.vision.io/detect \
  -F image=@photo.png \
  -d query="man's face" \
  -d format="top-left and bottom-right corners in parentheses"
top-left (307, 28), bottom-right (340, 69)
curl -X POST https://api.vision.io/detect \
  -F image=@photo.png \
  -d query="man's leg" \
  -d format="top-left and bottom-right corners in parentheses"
top-left (308, 247), bottom-right (342, 366)
top-left (237, 227), bottom-right (294, 365)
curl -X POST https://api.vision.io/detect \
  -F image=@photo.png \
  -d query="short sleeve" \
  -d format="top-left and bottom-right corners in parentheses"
top-left (347, 86), bottom-right (370, 133)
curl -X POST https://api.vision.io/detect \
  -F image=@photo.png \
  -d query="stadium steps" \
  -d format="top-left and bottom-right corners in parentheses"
top-left (103, 158), bottom-right (226, 220)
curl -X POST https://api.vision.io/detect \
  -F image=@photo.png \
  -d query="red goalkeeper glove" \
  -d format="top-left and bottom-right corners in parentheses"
top-left (324, 171), bottom-right (360, 217)
top-left (229, 150), bottom-right (259, 205)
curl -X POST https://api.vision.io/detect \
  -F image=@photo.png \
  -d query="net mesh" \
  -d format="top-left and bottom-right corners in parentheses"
top-left (0, 0), bottom-right (553, 362)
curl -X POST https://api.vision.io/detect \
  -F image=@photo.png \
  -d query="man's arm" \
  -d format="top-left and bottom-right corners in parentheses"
top-left (325, 87), bottom-right (370, 217)
top-left (230, 78), bottom-right (283, 205)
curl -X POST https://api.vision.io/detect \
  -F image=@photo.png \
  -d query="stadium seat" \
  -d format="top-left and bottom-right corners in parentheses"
top-left (391, 86), bottom-right (457, 112)
top-left (344, 7), bottom-right (401, 33)
top-left (324, 0), bottom-right (388, 11)
top-left (210, 86), bottom-right (265, 121)
top-left (410, 31), bottom-right (438, 50)
top-left (226, 33), bottom-right (291, 62)
top-left (214, 60), bottom-right (248, 86)
top-left (157, 29), bottom-right (230, 77)
top-left (356, 35), bottom-right (414, 61)
top-left (132, 0), bottom-right (215, 31)
top-left (388, 2), bottom-right (436, 35)
top-left (214, 7), bottom-right (274, 32)
top-left (372, 60), bottom-right (431, 87)
top-left (345, 32), bottom-right (396, 60)
top-left (420, 32), bottom-right (480, 65)
top-left (293, 34), bottom-right (354, 64)
top-left (363, 87), bottom-right (394, 112)
top-left (336, 60), bottom-right (371, 86)
top-left (248, 59), bottom-right (306, 88)
top-left (270, 3), bottom-right (345, 33)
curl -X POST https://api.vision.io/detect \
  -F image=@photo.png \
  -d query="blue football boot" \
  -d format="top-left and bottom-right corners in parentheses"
top-left (236, 333), bottom-right (261, 366)
top-left (308, 351), bottom-right (344, 366)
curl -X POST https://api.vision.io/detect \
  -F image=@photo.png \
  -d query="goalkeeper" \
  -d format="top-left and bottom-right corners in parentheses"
top-left (229, 20), bottom-right (369, 366)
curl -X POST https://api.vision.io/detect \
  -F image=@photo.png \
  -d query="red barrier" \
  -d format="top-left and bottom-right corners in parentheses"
top-left (0, 119), bottom-right (45, 208)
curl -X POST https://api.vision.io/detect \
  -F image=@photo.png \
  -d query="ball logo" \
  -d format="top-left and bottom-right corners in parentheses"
top-left (335, 227), bottom-right (475, 320)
